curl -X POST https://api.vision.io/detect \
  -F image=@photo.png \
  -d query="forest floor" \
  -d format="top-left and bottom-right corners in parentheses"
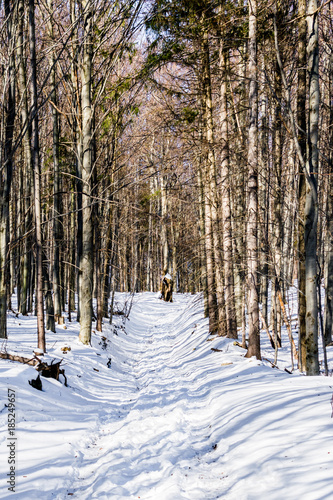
top-left (0, 290), bottom-right (333, 499)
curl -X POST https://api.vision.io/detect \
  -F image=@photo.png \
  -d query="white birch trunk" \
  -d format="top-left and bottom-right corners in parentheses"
top-left (246, 0), bottom-right (260, 359)
top-left (304, 0), bottom-right (319, 374)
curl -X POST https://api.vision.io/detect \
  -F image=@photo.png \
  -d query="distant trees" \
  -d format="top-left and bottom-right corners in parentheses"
top-left (0, 0), bottom-right (146, 344)
top-left (144, 0), bottom-right (332, 372)
top-left (0, 0), bottom-right (332, 375)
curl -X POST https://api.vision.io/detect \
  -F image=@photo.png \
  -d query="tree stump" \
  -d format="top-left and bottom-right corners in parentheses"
top-left (38, 359), bottom-right (68, 386)
top-left (161, 273), bottom-right (173, 302)
top-left (29, 374), bottom-right (43, 391)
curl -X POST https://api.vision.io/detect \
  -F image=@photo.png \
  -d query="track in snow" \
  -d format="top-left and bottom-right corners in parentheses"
top-left (68, 294), bottom-right (225, 500)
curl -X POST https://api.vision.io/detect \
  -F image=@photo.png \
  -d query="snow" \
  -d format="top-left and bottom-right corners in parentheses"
top-left (0, 290), bottom-right (332, 499)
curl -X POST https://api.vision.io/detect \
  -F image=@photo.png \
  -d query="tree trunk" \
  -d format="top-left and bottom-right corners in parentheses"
top-left (102, 196), bottom-right (113, 317)
top-left (304, 0), bottom-right (319, 375)
top-left (146, 141), bottom-right (155, 291)
top-left (245, 0), bottom-right (260, 360)
top-left (44, 270), bottom-right (55, 333)
top-left (272, 9), bottom-right (284, 346)
top-left (259, 90), bottom-right (269, 326)
top-left (161, 172), bottom-right (169, 274)
top-left (203, 175), bottom-right (217, 333)
top-left (297, 0), bottom-right (307, 372)
top-left (48, 0), bottom-right (62, 322)
top-left (78, 0), bottom-right (93, 345)
top-left (96, 223), bottom-right (103, 332)
top-left (219, 43), bottom-right (237, 339)
top-left (324, 48), bottom-right (333, 346)
top-left (67, 183), bottom-right (76, 321)
top-left (0, 0), bottom-right (15, 339)
top-left (197, 161), bottom-right (208, 317)
top-left (17, 0), bottom-right (32, 316)
top-left (29, 0), bottom-right (45, 352)
top-left (201, 28), bottom-right (224, 334)
top-left (70, 0), bottom-right (83, 322)
top-left (146, 192), bottom-right (153, 291)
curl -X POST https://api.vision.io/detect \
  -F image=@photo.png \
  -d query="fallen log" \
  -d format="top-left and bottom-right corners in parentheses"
top-left (0, 352), bottom-right (67, 386)
top-left (0, 352), bottom-right (38, 366)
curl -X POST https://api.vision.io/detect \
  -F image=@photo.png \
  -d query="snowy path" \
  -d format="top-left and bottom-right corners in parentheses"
top-left (68, 296), bottom-right (224, 500)
top-left (64, 294), bottom-right (333, 500)
top-left (1, 292), bottom-right (333, 499)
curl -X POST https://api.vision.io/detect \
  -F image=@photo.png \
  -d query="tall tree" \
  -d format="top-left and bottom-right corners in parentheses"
top-left (78, 0), bottom-right (94, 345)
top-left (304, 0), bottom-right (319, 375)
top-left (219, 13), bottom-right (237, 340)
top-left (0, 0), bottom-right (16, 338)
top-left (324, 13), bottom-right (333, 346)
top-left (297, 0), bottom-right (307, 371)
top-left (47, 0), bottom-right (63, 323)
top-left (245, 0), bottom-right (260, 359)
top-left (201, 26), bottom-right (221, 335)
top-left (16, 0), bottom-right (32, 317)
top-left (29, 0), bottom-right (46, 351)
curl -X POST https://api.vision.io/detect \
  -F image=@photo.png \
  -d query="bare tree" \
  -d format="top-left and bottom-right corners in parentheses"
top-left (219, 29), bottom-right (237, 340)
top-left (297, 0), bottom-right (307, 371)
top-left (304, 0), bottom-right (320, 375)
top-left (246, 0), bottom-right (260, 360)
top-left (29, 0), bottom-right (46, 351)
top-left (78, 0), bottom-right (93, 345)
top-left (0, 0), bottom-right (16, 338)
top-left (47, 0), bottom-right (63, 323)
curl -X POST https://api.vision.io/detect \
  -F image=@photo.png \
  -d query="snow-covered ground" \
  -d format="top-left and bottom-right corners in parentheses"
top-left (0, 290), bottom-right (332, 500)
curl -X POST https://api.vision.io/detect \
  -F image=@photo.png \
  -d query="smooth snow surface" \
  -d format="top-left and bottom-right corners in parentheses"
top-left (1, 291), bottom-right (333, 500)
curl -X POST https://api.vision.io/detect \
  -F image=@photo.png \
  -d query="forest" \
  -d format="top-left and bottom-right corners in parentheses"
top-left (0, 0), bottom-right (332, 377)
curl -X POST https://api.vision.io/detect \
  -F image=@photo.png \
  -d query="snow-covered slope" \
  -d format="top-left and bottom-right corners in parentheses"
top-left (0, 292), bottom-right (332, 499)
